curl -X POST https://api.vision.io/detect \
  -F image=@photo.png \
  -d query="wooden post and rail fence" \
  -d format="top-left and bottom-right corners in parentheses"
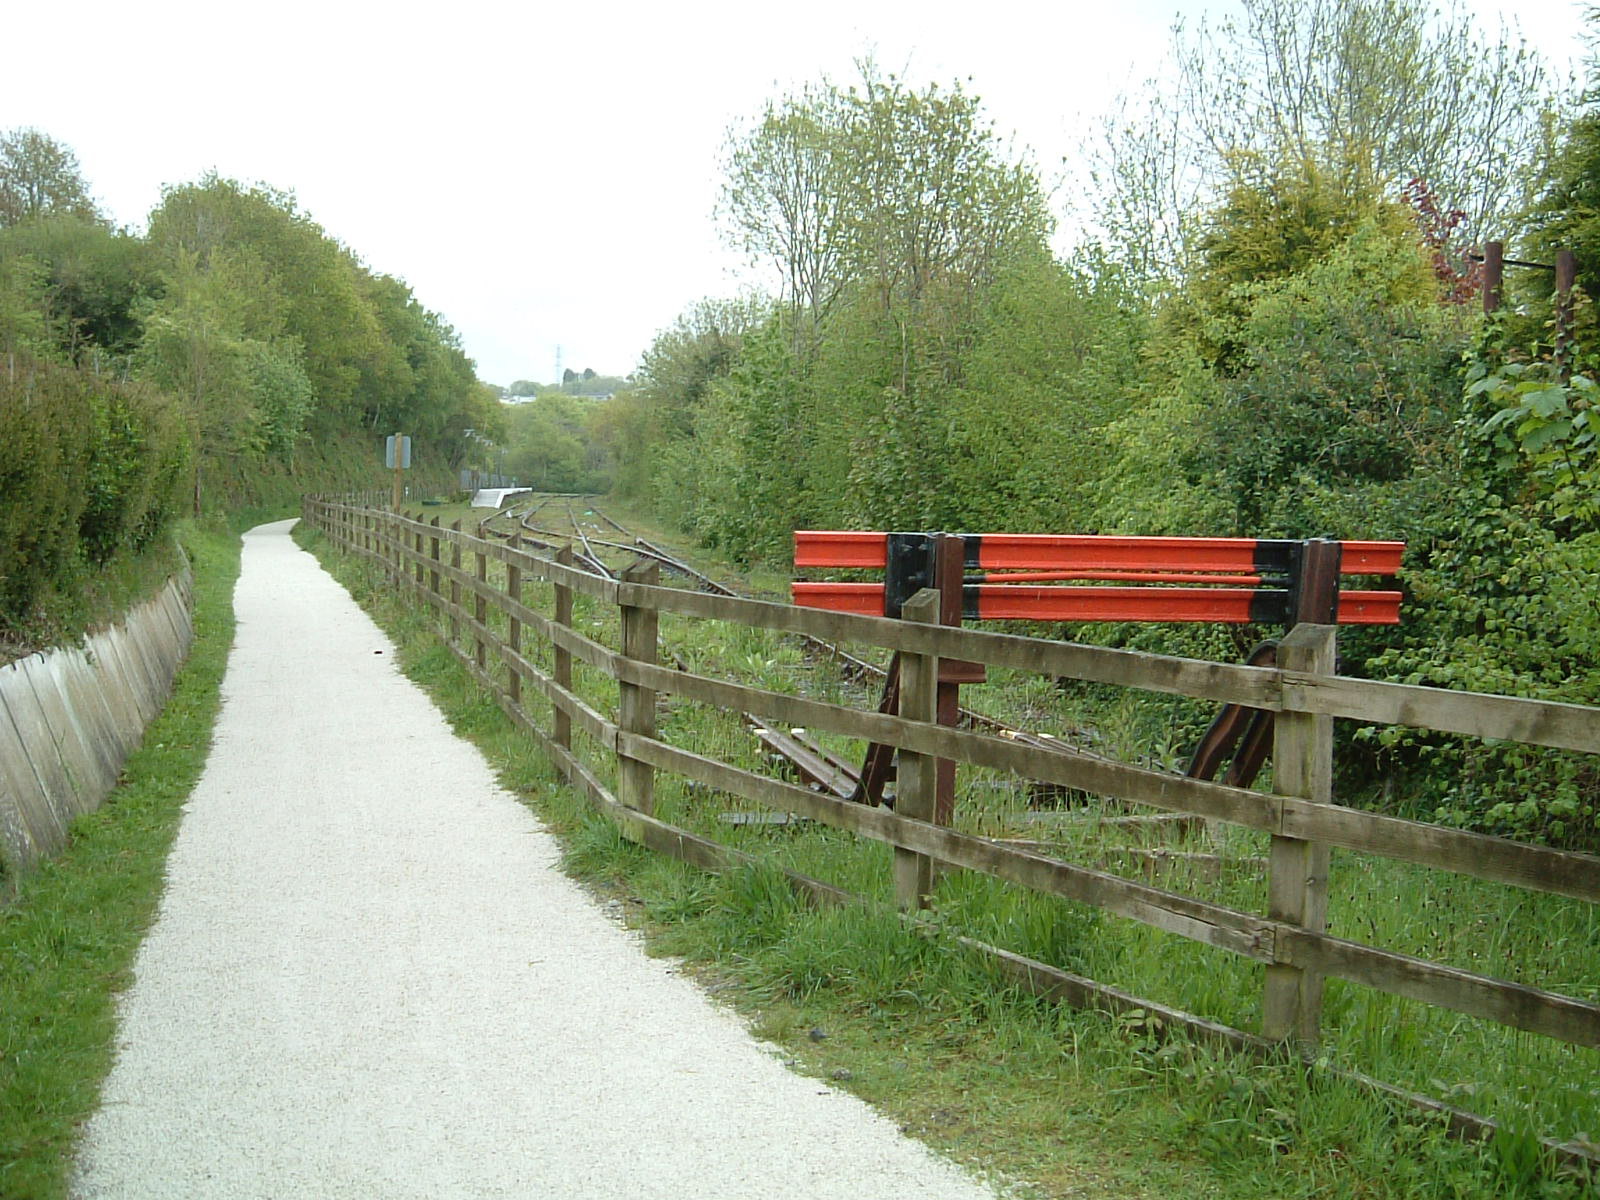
top-left (302, 497), bottom-right (1600, 1169)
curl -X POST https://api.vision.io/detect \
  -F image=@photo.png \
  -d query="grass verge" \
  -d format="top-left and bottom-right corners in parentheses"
top-left (0, 523), bottom-right (241, 1200)
top-left (298, 516), bottom-right (1593, 1199)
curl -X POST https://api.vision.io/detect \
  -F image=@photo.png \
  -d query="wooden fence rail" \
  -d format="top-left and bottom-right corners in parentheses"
top-left (304, 498), bottom-right (1600, 1166)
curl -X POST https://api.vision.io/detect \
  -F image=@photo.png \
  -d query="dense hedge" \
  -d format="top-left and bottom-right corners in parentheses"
top-left (0, 357), bottom-right (187, 631)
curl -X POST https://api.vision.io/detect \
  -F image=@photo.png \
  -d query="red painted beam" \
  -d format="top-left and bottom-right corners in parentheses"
top-left (976, 534), bottom-right (1272, 573)
top-left (794, 531), bottom-right (1404, 576)
top-left (974, 585), bottom-right (1266, 623)
top-left (791, 583), bottom-right (1404, 625)
top-left (978, 570), bottom-right (1269, 585)
top-left (794, 531), bottom-right (886, 569)
top-left (791, 582), bottom-right (885, 615)
top-left (1335, 590), bottom-right (1404, 625)
top-left (1339, 541), bottom-right (1405, 575)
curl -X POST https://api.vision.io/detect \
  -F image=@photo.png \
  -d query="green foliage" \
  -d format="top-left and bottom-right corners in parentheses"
top-left (626, 71), bottom-right (1084, 561)
top-left (1200, 221), bottom-right (1462, 535)
top-left (722, 63), bottom-right (1051, 335)
top-left (0, 357), bottom-right (187, 640)
top-left (1088, 0), bottom-right (1557, 281)
top-left (0, 216), bottom-right (155, 365)
top-left (0, 128), bottom-right (98, 228)
top-left (502, 393), bottom-right (610, 493)
top-left (1525, 107), bottom-right (1600, 300)
top-left (1363, 301), bottom-right (1600, 848)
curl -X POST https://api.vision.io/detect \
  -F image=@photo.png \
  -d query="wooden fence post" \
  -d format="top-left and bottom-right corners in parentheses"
top-left (894, 588), bottom-right (941, 911)
top-left (387, 512), bottom-right (399, 585)
top-left (475, 540), bottom-right (488, 671)
top-left (1263, 621), bottom-right (1337, 1044)
top-left (390, 512), bottom-right (402, 586)
top-left (618, 558), bottom-right (660, 823)
top-left (507, 534), bottom-right (522, 707)
top-left (554, 544), bottom-right (574, 752)
top-left (449, 520), bottom-right (462, 645)
top-left (429, 517), bottom-right (441, 607)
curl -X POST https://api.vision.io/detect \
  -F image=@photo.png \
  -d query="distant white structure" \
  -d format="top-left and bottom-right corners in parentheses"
top-left (470, 487), bottom-right (533, 509)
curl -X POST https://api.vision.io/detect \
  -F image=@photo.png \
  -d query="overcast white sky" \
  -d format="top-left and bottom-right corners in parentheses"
top-left (2, 0), bottom-right (1589, 387)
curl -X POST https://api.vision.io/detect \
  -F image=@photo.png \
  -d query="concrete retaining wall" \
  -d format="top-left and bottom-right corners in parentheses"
top-left (0, 570), bottom-right (194, 878)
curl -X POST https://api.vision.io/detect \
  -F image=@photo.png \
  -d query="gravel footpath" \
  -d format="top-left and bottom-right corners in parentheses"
top-left (72, 520), bottom-right (1001, 1199)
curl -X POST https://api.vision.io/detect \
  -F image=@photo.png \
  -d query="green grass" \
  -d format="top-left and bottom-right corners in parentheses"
top-left (299, 508), bottom-right (1598, 1198)
top-left (0, 524), bottom-right (242, 1200)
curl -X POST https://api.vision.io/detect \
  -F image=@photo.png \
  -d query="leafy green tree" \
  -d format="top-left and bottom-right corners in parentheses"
top-left (1088, 0), bottom-right (1556, 280)
top-left (0, 128), bottom-right (98, 228)
top-left (721, 81), bottom-right (856, 338)
top-left (503, 394), bottom-right (609, 493)
top-left (134, 250), bottom-right (257, 515)
top-left (603, 296), bottom-right (764, 516)
top-left (0, 214), bottom-right (155, 363)
top-left (146, 176), bottom-right (386, 430)
top-left (722, 64), bottom-right (1051, 341)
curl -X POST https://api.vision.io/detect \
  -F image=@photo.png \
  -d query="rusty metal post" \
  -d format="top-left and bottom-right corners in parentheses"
top-left (1293, 539), bottom-right (1343, 625)
top-left (1483, 242), bottom-right (1504, 315)
top-left (1556, 249), bottom-right (1577, 374)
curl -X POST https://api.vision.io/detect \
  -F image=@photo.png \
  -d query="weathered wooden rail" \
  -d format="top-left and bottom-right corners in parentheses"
top-left (304, 498), bottom-right (1600, 1168)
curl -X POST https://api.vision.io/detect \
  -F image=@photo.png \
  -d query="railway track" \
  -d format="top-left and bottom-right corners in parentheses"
top-left (475, 495), bottom-right (1110, 808)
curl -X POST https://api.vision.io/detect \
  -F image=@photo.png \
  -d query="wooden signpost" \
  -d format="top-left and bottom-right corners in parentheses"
top-left (385, 432), bottom-right (412, 510)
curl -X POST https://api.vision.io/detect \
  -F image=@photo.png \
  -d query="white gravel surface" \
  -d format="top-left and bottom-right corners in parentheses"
top-left (72, 519), bottom-right (1001, 1199)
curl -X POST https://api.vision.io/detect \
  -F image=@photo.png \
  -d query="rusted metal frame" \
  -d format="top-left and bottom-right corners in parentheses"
top-left (1185, 641), bottom-right (1280, 786)
top-left (850, 655), bottom-right (901, 805)
top-left (1186, 540), bottom-right (1343, 785)
top-left (845, 533), bottom-right (980, 817)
